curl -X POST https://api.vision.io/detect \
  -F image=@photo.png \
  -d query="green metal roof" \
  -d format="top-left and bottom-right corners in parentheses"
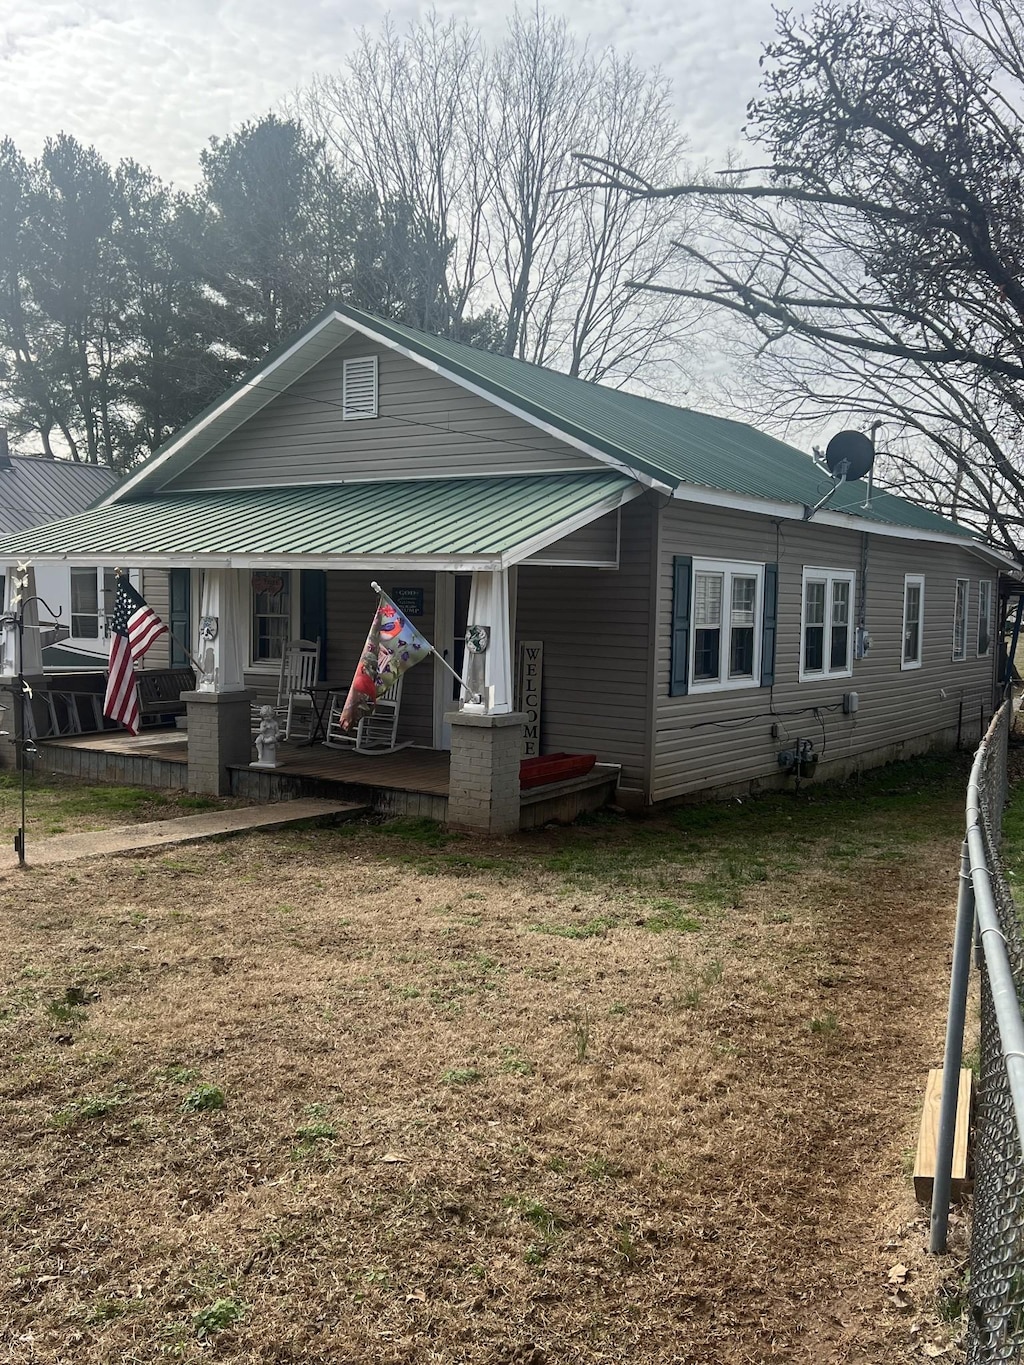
top-left (101, 301), bottom-right (986, 547)
top-left (337, 306), bottom-right (979, 541)
top-left (0, 473), bottom-right (635, 566)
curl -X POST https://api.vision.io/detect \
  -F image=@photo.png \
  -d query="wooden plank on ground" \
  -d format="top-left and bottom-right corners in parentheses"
top-left (914, 1067), bottom-right (974, 1202)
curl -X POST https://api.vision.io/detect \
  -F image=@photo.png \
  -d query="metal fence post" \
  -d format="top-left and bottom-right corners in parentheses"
top-left (930, 837), bottom-right (975, 1254)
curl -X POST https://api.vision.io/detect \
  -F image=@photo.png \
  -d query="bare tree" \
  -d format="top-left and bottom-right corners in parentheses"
top-left (298, 7), bottom-right (696, 389)
top-left (571, 0), bottom-right (1024, 552)
top-left (300, 14), bottom-right (490, 339)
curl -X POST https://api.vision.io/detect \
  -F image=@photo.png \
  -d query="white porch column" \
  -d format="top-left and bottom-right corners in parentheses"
top-left (445, 567), bottom-right (524, 835)
top-left (0, 566), bottom-right (19, 679)
top-left (0, 565), bottom-right (44, 677)
top-left (183, 567), bottom-right (253, 795)
top-left (0, 564), bottom-right (41, 770)
top-left (196, 568), bottom-right (247, 691)
top-left (463, 569), bottom-right (514, 714)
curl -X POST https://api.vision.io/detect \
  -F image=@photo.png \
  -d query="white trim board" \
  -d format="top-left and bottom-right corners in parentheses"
top-left (101, 314), bottom-right (354, 507)
top-left (105, 309), bottom-right (671, 507)
top-left (670, 483), bottom-right (1012, 566)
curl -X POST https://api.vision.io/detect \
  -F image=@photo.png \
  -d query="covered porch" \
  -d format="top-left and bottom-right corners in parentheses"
top-left (0, 471), bottom-right (642, 831)
top-left (35, 728), bottom-right (620, 829)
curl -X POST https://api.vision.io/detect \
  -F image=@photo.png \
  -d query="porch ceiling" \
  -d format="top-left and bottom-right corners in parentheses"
top-left (0, 473), bottom-right (639, 571)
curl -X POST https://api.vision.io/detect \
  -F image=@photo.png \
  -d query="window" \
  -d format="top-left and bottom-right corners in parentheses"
top-left (342, 355), bottom-right (378, 419)
top-left (952, 578), bottom-right (969, 661)
top-left (902, 574), bottom-right (925, 670)
top-left (251, 571), bottom-right (292, 663)
top-left (800, 568), bottom-right (855, 681)
top-left (978, 580), bottom-right (993, 658)
top-left (689, 560), bottom-right (765, 690)
top-left (71, 569), bottom-right (99, 637)
top-left (670, 557), bottom-right (777, 696)
top-left (70, 568), bottom-right (116, 637)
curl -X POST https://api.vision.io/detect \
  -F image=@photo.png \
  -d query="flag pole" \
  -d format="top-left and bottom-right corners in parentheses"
top-left (370, 581), bottom-right (480, 703)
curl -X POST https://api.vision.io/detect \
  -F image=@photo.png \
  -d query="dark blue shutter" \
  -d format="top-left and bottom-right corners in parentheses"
top-left (300, 570), bottom-right (327, 658)
top-left (761, 562), bottom-right (778, 687)
top-left (169, 569), bottom-right (191, 669)
top-left (670, 556), bottom-right (692, 696)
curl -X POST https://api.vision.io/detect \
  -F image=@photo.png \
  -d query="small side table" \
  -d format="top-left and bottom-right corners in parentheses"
top-left (297, 682), bottom-right (341, 746)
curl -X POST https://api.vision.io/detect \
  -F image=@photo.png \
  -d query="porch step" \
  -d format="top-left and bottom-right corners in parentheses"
top-left (0, 799), bottom-right (367, 871)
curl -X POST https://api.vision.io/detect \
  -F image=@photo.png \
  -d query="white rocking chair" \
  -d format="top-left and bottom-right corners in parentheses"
top-left (324, 674), bottom-right (411, 755)
top-left (252, 637), bottom-right (320, 741)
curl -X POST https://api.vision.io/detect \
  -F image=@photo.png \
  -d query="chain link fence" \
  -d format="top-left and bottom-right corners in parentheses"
top-left (966, 702), bottom-right (1024, 1362)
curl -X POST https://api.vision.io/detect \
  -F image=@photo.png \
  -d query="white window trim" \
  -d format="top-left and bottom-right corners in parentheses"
top-left (978, 580), bottom-right (993, 658)
top-left (902, 574), bottom-right (925, 671)
top-left (249, 568), bottom-right (299, 670)
top-left (952, 577), bottom-right (969, 662)
top-left (689, 558), bottom-right (765, 693)
top-left (798, 566), bottom-right (855, 683)
top-left (68, 565), bottom-right (122, 643)
top-left (342, 354), bottom-right (379, 420)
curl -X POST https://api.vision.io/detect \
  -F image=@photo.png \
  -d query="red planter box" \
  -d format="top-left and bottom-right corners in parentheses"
top-left (520, 753), bottom-right (597, 789)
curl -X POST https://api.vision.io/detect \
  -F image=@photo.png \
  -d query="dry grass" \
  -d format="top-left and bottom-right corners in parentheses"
top-left (0, 759), bottom-right (975, 1363)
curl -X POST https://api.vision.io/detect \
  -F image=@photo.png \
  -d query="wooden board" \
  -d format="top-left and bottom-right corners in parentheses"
top-left (914, 1067), bottom-right (974, 1202)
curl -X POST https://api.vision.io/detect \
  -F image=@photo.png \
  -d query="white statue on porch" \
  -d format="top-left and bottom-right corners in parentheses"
top-left (251, 705), bottom-right (281, 769)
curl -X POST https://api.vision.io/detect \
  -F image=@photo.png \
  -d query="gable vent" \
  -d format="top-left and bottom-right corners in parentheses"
top-left (343, 355), bottom-right (379, 420)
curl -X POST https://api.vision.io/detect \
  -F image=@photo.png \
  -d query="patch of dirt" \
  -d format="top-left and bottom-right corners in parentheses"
top-left (0, 803), bottom-right (971, 1363)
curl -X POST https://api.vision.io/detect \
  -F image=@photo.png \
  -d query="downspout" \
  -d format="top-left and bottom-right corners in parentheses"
top-left (642, 492), bottom-right (666, 807)
top-left (856, 531), bottom-right (870, 660)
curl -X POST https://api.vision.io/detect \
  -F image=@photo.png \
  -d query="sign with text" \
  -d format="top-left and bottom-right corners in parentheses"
top-left (516, 640), bottom-right (543, 757)
top-left (389, 586), bottom-right (424, 618)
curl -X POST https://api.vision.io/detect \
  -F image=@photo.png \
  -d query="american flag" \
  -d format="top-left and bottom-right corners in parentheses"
top-left (103, 575), bottom-right (169, 735)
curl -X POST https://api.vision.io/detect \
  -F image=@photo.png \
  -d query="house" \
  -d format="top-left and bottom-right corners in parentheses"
top-left (0, 304), bottom-right (1008, 830)
top-left (0, 447), bottom-right (120, 667)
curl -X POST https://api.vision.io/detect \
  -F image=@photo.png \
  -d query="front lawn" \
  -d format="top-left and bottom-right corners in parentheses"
top-left (0, 758), bottom-right (972, 1362)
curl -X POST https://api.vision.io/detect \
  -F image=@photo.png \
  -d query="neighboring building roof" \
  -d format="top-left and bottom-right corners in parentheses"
top-left (0, 473), bottom-right (637, 570)
top-left (103, 303), bottom-right (992, 551)
top-left (0, 455), bottom-right (118, 535)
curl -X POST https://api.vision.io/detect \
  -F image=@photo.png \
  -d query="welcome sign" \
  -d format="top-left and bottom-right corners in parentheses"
top-left (516, 641), bottom-right (543, 757)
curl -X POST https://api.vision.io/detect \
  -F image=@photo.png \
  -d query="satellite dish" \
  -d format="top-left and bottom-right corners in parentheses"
top-left (825, 430), bottom-right (875, 482)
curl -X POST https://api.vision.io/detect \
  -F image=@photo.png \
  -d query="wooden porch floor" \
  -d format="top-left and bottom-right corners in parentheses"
top-left (45, 729), bottom-right (451, 796)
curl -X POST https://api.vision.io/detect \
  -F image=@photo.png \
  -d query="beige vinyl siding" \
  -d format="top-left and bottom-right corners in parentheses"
top-left (652, 502), bottom-right (996, 802)
top-left (139, 569), bottom-right (171, 670)
top-left (524, 509), bottom-right (619, 565)
top-left (165, 336), bottom-right (601, 491)
top-left (515, 496), bottom-right (655, 793)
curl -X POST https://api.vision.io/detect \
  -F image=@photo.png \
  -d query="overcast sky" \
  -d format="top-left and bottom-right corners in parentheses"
top-left (2, 0), bottom-right (779, 186)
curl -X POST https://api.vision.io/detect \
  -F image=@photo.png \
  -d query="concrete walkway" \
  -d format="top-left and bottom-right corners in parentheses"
top-left (0, 799), bottom-right (367, 871)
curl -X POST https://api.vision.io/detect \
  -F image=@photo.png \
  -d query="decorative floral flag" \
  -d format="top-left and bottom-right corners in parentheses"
top-left (339, 598), bottom-right (431, 730)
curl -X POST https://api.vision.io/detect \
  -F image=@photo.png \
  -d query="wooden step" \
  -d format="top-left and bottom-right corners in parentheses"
top-left (914, 1067), bottom-right (974, 1202)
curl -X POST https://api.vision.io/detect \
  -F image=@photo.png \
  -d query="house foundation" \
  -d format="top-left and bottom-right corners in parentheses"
top-left (445, 710), bottom-right (525, 835)
top-left (182, 689), bottom-right (254, 795)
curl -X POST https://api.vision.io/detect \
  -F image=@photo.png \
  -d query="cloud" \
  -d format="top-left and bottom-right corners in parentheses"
top-left (0, 0), bottom-right (779, 185)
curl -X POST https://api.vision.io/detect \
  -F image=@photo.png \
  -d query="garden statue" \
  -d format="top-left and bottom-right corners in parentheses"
top-left (251, 705), bottom-right (281, 768)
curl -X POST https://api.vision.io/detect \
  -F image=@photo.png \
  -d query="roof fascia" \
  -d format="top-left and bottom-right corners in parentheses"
top-left (336, 311), bottom-right (674, 495)
top-left (4, 551), bottom-right (505, 572)
top-left (815, 509), bottom-right (1014, 564)
top-left (100, 309), bottom-right (352, 508)
top-left (670, 483), bottom-right (1005, 562)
